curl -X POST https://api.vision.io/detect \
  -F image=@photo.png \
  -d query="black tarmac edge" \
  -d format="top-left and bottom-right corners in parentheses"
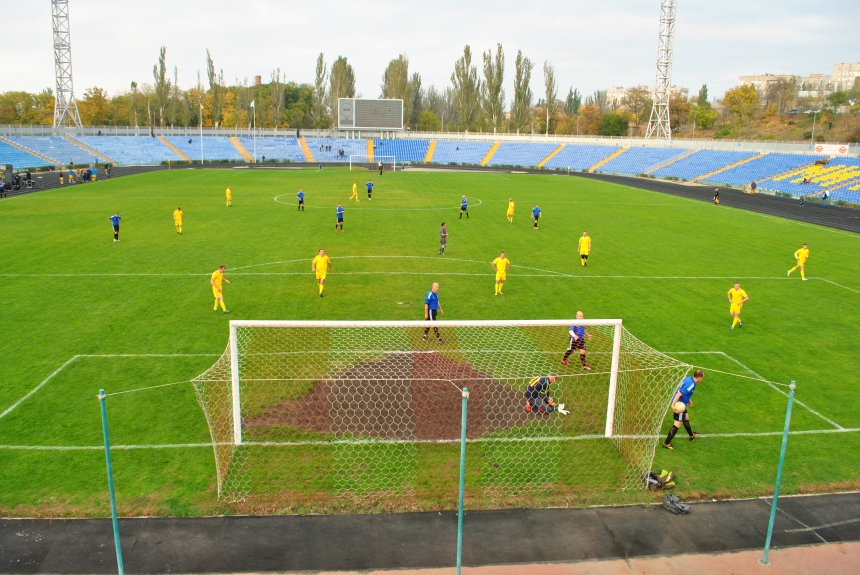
top-left (2, 492), bottom-right (860, 573)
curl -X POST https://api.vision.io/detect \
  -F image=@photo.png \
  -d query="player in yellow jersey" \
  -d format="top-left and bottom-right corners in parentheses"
top-left (491, 251), bottom-right (511, 295)
top-left (173, 207), bottom-right (183, 234)
top-left (350, 182), bottom-right (359, 202)
top-left (727, 282), bottom-right (749, 330)
top-left (506, 198), bottom-right (515, 224)
top-left (788, 243), bottom-right (810, 281)
top-left (226, 187), bottom-right (233, 207)
top-left (210, 265), bottom-right (230, 313)
top-left (312, 249), bottom-right (332, 297)
top-left (578, 231), bottom-right (592, 267)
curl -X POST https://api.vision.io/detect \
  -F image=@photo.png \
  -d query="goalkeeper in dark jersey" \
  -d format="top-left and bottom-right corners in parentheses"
top-left (524, 373), bottom-right (568, 415)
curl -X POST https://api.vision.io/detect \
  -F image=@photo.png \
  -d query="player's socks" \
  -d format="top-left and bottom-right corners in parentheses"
top-left (466, 212), bottom-right (469, 218)
top-left (801, 270), bottom-right (806, 280)
top-left (665, 426), bottom-right (679, 446)
top-left (499, 282), bottom-right (503, 294)
top-left (214, 301), bottom-right (218, 311)
top-left (683, 421), bottom-right (694, 437)
top-left (580, 354), bottom-right (588, 368)
top-left (731, 317), bottom-right (740, 329)
top-left (788, 266), bottom-right (796, 276)
top-left (219, 301), bottom-right (226, 312)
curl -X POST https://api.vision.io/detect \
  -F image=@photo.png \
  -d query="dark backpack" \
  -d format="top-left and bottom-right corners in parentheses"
top-left (662, 493), bottom-right (691, 514)
top-left (643, 469), bottom-right (675, 491)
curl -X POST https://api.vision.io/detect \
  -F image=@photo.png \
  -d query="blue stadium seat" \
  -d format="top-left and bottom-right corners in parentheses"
top-left (599, 147), bottom-right (689, 175)
top-left (304, 138), bottom-right (367, 162)
top-left (165, 136), bottom-right (243, 162)
top-left (0, 140), bottom-right (55, 169)
top-left (236, 137), bottom-right (306, 162)
top-left (758, 157), bottom-right (860, 197)
top-left (652, 150), bottom-right (757, 180)
top-left (430, 140), bottom-right (492, 165)
top-left (708, 153), bottom-right (823, 187)
top-left (9, 137), bottom-right (96, 165)
top-left (543, 145), bottom-right (621, 171)
top-left (77, 137), bottom-right (180, 165)
top-left (373, 139), bottom-right (430, 163)
top-left (488, 143), bottom-right (559, 168)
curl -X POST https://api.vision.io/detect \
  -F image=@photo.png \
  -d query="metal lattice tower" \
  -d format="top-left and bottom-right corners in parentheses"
top-left (644, 0), bottom-right (676, 140)
top-left (51, 0), bottom-right (83, 129)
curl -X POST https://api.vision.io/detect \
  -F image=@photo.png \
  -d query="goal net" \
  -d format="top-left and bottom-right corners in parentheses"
top-left (192, 320), bottom-right (690, 510)
top-left (349, 154), bottom-right (396, 171)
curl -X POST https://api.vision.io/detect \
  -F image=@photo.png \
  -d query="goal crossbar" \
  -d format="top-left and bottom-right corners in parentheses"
top-left (349, 154), bottom-right (396, 171)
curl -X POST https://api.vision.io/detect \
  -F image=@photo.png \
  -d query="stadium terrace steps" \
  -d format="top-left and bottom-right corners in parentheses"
top-left (480, 142), bottom-right (501, 166)
top-left (63, 134), bottom-right (115, 164)
top-left (644, 148), bottom-right (697, 174)
top-left (298, 138), bottom-right (314, 162)
top-left (159, 137), bottom-right (191, 162)
top-left (228, 137), bottom-right (254, 162)
top-left (0, 137), bottom-right (59, 166)
top-left (589, 147), bottom-right (627, 173)
top-left (695, 152), bottom-right (765, 181)
top-left (366, 139), bottom-right (374, 163)
top-left (424, 140), bottom-right (436, 163)
top-left (536, 145), bottom-right (565, 168)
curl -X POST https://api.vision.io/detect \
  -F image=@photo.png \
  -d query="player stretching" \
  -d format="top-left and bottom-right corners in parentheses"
top-left (727, 282), bottom-right (749, 330)
top-left (297, 189), bottom-right (305, 212)
top-left (562, 311), bottom-right (592, 370)
top-left (423, 282), bottom-right (445, 343)
top-left (226, 186), bottom-right (232, 207)
top-left (210, 265), bottom-right (230, 313)
top-left (492, 251), bottom-right (510, 295)
top-left (350, 181), bottom-right (359, 202)
top-left (312, 249), bottom-right (332, 297)
top-left (662, 370), bottom-right (704, 450)
top-left (578, 231), bottom-right (591, 267)
top-left (459, 195), bottom-right (469, 218)
top-left (507, 198), bottom-right (515, 223)
top-left (109, 212), bottom-right (121, 242)
top-left (335, 203), bottom-right (345, 232)
top-left (788, 243), bottom-right (810, 281)
top-left (532, 204), bottom-right (541, 229)
top-left (438, 223), bottom-right (448, 255)
top-left (173, 207), bottom-right (183, 234)
top-left (524, 374), bottom-right (569, 414)
top-left (366, 180), bottom-right (373, 200)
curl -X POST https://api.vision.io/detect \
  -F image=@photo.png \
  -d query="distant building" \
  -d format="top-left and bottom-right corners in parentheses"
top-left (737, 74), bottom-right (799, 91)
top-left (604, 85), bottom-right (689, 107)
top-left (739, 63), bottom-right (860, 95)
top-left (832, 63), bottom-right (860, 90)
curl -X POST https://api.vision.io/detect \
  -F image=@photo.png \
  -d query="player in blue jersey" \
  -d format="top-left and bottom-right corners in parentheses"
top-left (297, 189), bottom-right (305, 211)
top-left (366, 180), bottom-right (373, 200)
top-left (662, 370), bottom-right (704, 450)
top-left (423, 282), bottom-right (445, 343)
top-left (109, 212), bottom-right (121, 242)
top-left (532, 204), bottom-right (541, 229)
top-left (335, 203), bottom-right (345, 232)
top-left (438, 223), bottom-right (448, 255)
top-left (562, 311), bottom-right (592, 370)
top-left (459, 195), bottom-right (469, 219)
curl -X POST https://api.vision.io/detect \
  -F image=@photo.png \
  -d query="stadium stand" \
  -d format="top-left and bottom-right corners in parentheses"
top-left (598, 146), bottom-right (689, 175)
top-left (758, 157), bottom-right (860, 197)
top-left (304, 138), bottom-right (366, 162)
top-left (0, 139), bottom-right (55, 169)
top-left (487, 142), bottom-right (559, 168)
top-left (430, 140), bottom-right (493, 165)
top-left (373, 139), bottom-right (430, 163)
top-left (652, 150), bottom-right (757, 180)
top-left (77, 136), bottom-right (181, 164)
top-left (830, 177), bottom-right (860, 204)
top-left (165, 136), bottom-right (243, 162)
top-left (235, 137), bottom-right (306, 162)
top-left (8, 136), bottom-right (96, 165)
top-left (706, 153), bottom-right (823, 187)
top-left (542, 144), bottom-right (621, 171)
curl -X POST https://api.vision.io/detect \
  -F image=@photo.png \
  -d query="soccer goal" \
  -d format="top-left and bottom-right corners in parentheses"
top-left (349, 154), bottom-right (396, 171)
top-left (192, 320), bottom-right (690, 507)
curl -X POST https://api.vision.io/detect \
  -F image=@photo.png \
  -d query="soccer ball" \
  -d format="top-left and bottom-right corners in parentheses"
top-left (673, 402), bottom-right (686, 413)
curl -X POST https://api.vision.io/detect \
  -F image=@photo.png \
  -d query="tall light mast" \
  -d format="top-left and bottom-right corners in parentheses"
top-left (52, 0), bottom-right (83, 129)
top-left (644, 0), bottom-right (677, 140)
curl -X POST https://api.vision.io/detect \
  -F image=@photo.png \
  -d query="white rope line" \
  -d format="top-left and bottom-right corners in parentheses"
top-left (103, 380), bottom-right (193, 397)
top-left (687, 365), bottom-right (791, 388)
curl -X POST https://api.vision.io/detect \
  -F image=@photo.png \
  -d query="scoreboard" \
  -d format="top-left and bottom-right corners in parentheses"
top-left (338, 99), bottom-right (403, 130)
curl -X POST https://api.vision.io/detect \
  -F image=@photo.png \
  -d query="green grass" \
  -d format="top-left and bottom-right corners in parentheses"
top-left (1, 167), bottom-right (859, 517)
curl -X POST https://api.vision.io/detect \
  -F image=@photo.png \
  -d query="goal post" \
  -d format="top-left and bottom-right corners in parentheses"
top-left (349, 154), bottom-right (396, 171)
top-left (194, 319), bottom-right (690, 508)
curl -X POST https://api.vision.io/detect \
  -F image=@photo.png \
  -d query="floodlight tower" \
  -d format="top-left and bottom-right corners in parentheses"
top-left (51, 0), bottom-right (83, 129)
top-left (644, 0), bottom-right (677, 140)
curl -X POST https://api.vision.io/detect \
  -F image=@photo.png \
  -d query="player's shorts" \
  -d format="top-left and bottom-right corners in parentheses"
top-left (495, 271), bottom-right (506, 281)
top-left (298, 200), bottom-right (304, 205)
top-left (568, 337), bottom-right (585, 351)
top-left (673, 410), bottom-right (689, 422)
top-left (337, 216), bottom-right (344, 222)
top-left (461, 206), bottom-right (468, 211)
top-left (730, 303), bottom-right (743, 315)
top-left (212, 286), bottom-right (222, 298)
top-left (113, 225), bottom-right (119, 232)
top-left (507, 210), bottom-right (514, 216)
top-left (797, 259), bottom-right (807, 266)
top-left (427, 309), bottom-right (438, 321)
top-left (580, 252), bottom-right (589, 258)
top-left (174, 220), bottom-right (182, 226)
top-left (528, 397), bottom-right (555, 414)
top-left (315, 272), bottom-right (326, 281)
top-left (440, 238), bottom-right (447, 245)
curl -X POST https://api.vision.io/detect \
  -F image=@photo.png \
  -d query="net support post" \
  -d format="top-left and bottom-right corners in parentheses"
top-left (604, 321), bottom-right (623, 438)
top-left (229, 322), bottom-right (242, 446)
top-left (456, 386), bottom-right (469, 575)
top-left (98, 389), bottom-right (125, 575)
top-left (758, 381), bottom-right (796, 567)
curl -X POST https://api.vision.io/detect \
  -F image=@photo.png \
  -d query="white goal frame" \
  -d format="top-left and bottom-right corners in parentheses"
top-left (349, 155), bottom-right (397, 171)
top-left (227, 319), bottom-right (623, 446)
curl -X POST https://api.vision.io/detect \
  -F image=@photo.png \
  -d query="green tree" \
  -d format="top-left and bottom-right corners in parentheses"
top-left (510, 50), bottom-right (534, 134)
top-left (481, 44), bottom-right (505, 133)
top-left (152, 46), bottom-right (170, 126)
top-left (599, 111), bottom-right (628, 136)
top-left (697, 84), bottom-right (709, 107)
top-left (205, 49), bottom-right (225, 127)
top-left (621, 86), bottom-right (652, 129)
top-left (827, 91), bottom-right (849, 108)
top-left (329, 56), bottom-right (356, 128)
top-left (669, 95), bottom-right (690, 131)
top-left (564, 88), bottom-right (581, 115)
top-left (381, 55), bottom-right (419, 128)
top-left (451, 45), bottom-right (481, 131)
top-left (417, 109), bottom-right (441, 131)
top-left (79, 87), bottom-right (112, 126)
top-left (543, 61), bottom-right (558, 134)
top-left (269, 68), bottom-right (285, 128)
top-left (312, 53), bottom-right (328, 129)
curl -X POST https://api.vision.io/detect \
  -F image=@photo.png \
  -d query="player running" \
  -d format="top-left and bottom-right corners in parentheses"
top-left (438, 223), bottom-right (448, 256)
top-left (788, 243), bottom-right (810, 281)
top-left (506, 198), bottom-right (515, 224)
top-left (459, 195), bottom-right (469, 219)
top-left (210, 265), bottom-right (230, 313)
top-left (423, 282), bottom-right (445, 343)
top-left (312, 249), bottom-right (332, 297)
top-left (109, 212), bottom-right (121, 242)
top-left (532, 204), bottom-right (541, 229)
top-left (226, 186), bottom-right (232, 207)
top-left (173, 207), bottom-right (183, 234)
top-left (662, 370), bottom-right (704, 450)
top-left (297, 189), bottom-right (305, 212)
top-left (524, 373), bottom-right (569, 415)
top-left (727, 282), bottom-right (749, 330)
top-left (492, 251), bottom-right (510, 295)
top-left (562, 311), bottom-right (592, 370)
top-left (366, 180), bottom-right (373, 200)
top-left (335, 203), bottom-right (345, 232)
top-left (350, 182), bottom-right (359, 202)
top-left (578, 231), bottom-right (592, 267)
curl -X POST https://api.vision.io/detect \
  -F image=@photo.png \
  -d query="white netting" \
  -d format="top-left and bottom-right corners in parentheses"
top-left (192, 321), bottom-right (690, 510)
top-left (349, 155), bottom-right (396, 171)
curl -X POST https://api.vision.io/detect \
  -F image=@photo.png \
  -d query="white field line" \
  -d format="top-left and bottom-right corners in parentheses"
top-left (274, 193), bottom-right (484, 211)
top-left (0, 355), bottom-right (80, 420)
top-left (784, 518), bottom-right (860, 533)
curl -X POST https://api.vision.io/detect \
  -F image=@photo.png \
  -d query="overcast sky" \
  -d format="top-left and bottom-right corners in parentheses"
top-left (4, 0), bottom-right (858, 103)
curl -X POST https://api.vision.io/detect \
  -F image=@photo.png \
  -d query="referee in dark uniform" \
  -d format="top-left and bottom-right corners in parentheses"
top-left (423, 282), bottom-right (445, 343)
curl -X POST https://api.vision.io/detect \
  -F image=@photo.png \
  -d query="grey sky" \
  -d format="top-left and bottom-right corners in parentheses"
top-left (4, 0), bottom-right (858, 103)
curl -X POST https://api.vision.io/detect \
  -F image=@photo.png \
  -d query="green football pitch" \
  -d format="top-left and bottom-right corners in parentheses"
top-left (1, 167), bottom-right (859, 517)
